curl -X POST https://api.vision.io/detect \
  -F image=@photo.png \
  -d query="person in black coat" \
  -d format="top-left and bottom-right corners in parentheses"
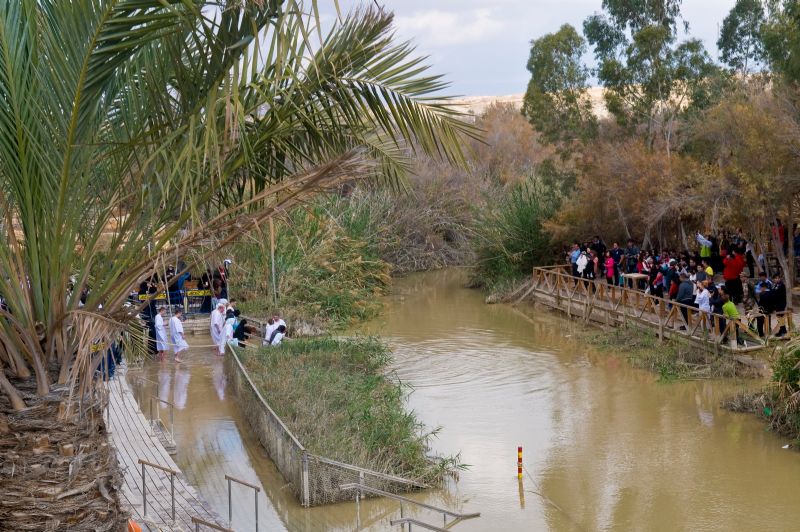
top-left (761, 274), bottom-right (787, 337)
top-left (199, 268), bottom-right (213, 313)
top-left (709, 284), bottom-right (727, 334)
top-left (675, 273), bottom-right (696, 326)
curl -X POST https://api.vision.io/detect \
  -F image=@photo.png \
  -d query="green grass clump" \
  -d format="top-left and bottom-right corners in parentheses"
top-left (232, 200), bottom-right (392, 331)
top-left (725, 345), bottom-right (800, 442)
top-left (583, 324), bottom-right (746, 381)
top-left (470, 177), bottom-right (561, 290)
top-left (238, 337), bottom-right (462, 485)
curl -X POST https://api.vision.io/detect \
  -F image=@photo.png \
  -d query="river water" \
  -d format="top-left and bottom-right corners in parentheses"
top-left (133, 269), bottom-right (800, 531)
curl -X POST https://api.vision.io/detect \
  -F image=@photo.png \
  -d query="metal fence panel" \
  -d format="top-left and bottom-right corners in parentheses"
top-left (225, 346), bottom-right (425, 506)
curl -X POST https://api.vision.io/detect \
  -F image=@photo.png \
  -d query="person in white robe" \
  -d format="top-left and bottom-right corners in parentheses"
top-left (269, 324), bottom-right (286, 346)
top-left (210, 302), bottom-right (225, 349)
top-left (263, 318), bottom-right (276, 346)
top-left (154, 307), bottom-right (168, 361)
top-left (214, 306), bottom-right (228, 356)
top-left (223, 316), bottom-right (237, 350)
top-left (170, 308), bottom-right (189, 362)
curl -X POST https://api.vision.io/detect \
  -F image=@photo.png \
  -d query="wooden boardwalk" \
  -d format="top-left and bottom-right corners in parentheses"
top-left (529, 267), bottom-right (793, 363)
top-left (107, 368), bottom-right (225, 531)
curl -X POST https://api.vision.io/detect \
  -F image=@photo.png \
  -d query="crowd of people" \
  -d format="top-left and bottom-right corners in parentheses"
top-left (209, 301), bottom-right (287, 355)
top-left (138, 259), bottom-right (291, 363)
top-left (565, 228), bottom-right (789, 344)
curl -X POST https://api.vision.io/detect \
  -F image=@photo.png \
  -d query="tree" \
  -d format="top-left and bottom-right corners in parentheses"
top-left (691, 87), bottom-right (800, 296)
top-left (580, 0), bottom-right (725, 255)
top-left (522, 24), bottom-right (597, 147)
top-left (592, 0), bottom-right (684, 35)
top-left (717, 0), bottom-right (767, 74)
top-left (583, 0), bottom-right (721, 157)
top-left (762, 0), bottom-right (800, 83)
top-left (471, 103), bottom-right (556, 184)
top-left (0, 3), bottom-right (474, 417)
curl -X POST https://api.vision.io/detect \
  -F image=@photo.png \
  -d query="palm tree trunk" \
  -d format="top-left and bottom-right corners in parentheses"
top-left (0, 360), bottom-right (26, 410)
top-left (0, 343), bottom-right (31, 378)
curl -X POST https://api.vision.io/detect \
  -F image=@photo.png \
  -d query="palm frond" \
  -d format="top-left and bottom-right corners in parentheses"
top-left (0, 1), bottom-right (475, 411)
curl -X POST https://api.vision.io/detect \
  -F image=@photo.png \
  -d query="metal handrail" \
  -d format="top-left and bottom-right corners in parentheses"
top-left (127, 385), bottom-right (260, 530)
top-left (225, 474), bottom-right (261, 531)
top-left (191, 516), bottom-right (234, 531)
top-left (226, 344), bottom-right (306, 451)
top-left (313, 455), bottom-right (428, 488)
top-left (148, 394), bottom-right (175, 439)
top-left (339, 483), bottom-right (480, 521)
top-left (389, 517), bottom-right (449, 531)
top-left (138, 459), bottom-right (178, 521)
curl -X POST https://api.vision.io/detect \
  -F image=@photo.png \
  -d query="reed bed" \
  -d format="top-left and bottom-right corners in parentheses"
top-left (237, 337), bottom-right (463, 485)
top-left (583, 323), bottom-right (754, 380)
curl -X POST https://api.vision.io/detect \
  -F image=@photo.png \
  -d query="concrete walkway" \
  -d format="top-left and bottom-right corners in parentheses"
top-left (107, 367), bottom-right (225, 531)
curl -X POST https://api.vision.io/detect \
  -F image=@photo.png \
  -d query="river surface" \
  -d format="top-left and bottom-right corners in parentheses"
top-left (133, 269), bottom-right (800, 531)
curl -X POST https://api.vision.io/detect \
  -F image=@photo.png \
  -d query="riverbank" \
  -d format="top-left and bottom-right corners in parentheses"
top-left (236, 337), bottom-right (461, 486)
top-left (724, 344), bottom-right (800, 444)
top-left (581, 323), bottom-right (763, 380)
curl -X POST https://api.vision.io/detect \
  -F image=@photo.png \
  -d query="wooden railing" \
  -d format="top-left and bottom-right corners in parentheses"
top-left (531, 266), bottom-right (792, 353)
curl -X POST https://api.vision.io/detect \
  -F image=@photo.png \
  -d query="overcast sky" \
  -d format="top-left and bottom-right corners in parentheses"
top-left (328, 0), bottom-right (738, 96)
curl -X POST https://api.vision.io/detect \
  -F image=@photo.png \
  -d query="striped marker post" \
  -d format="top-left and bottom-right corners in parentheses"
top-left (517, 446), bottom-right (523, 479)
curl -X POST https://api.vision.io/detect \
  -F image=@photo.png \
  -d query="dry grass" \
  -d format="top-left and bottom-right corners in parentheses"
top-left (0, 379), bottom-right (125, 531)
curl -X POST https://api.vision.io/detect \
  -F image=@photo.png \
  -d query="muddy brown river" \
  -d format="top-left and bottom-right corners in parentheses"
top-left (133, 269), bottom-right (800, 531)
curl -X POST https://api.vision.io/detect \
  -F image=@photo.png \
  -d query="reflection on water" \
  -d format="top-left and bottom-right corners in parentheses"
top-left (132, 269), bottom-right (800, 531)
top-left (359, 269), bottom-right (800, 532)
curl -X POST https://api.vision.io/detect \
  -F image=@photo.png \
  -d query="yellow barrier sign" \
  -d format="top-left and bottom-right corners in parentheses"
top-left (138, 292), bottom-right (167, 301)
top-left (186, 289), bottom-right (212, 297)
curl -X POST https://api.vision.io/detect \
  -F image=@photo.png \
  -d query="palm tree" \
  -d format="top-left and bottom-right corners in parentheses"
top-left (0, 0), bottom-right (476, 412)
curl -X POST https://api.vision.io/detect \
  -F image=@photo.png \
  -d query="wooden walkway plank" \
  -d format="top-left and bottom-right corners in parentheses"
top-left (106, 369), bottom-right (223, 531)
top-left (528, 267), bottom-right (793, 360)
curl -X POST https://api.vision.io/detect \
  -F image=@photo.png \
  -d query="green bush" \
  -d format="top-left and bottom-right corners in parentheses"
top-left (471, 177), bottom-right (560, 288)
top-left (771, 347), bottom-right (800, 391)
top-left (232, 198), bottom-right (391, 330)
top-left (238, 337), bottom-right (461, 484)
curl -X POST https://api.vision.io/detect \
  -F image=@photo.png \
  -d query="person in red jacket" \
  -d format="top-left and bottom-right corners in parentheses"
top-left (722, 249), bottom-right (746, 303)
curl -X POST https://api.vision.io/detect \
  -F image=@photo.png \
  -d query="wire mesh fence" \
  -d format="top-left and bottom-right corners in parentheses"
top-left (225, 349), bottom-right (307, 502)
top-left (225, 346), bottom-right (425, 507)
top-left (305, 454), bottom-right (426, 506)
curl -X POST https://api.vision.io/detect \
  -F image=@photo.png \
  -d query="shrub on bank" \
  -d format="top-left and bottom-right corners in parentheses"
top-left (237, 337), bottom-right (462, 484)
top-left (232, 201), bottom-right (391, 330)
top-left (470, 177), bottom-right (561, 289)
top-left (725, 345), bottom-right (800, 442)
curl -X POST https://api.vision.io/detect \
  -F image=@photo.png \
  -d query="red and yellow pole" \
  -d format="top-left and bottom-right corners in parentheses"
top-left (517, 446), bottom-right (523, 479)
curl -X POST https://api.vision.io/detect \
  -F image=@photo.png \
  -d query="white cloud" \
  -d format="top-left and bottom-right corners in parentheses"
top-left (394, 8), bottom-right (503, 47)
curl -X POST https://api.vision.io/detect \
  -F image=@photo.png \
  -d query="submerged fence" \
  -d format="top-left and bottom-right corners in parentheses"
top-left (224, 345), bottom-right (426, 506)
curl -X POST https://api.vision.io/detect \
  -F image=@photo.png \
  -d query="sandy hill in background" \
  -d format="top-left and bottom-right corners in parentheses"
top-left (450, 87), bottom-right (608, 120)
